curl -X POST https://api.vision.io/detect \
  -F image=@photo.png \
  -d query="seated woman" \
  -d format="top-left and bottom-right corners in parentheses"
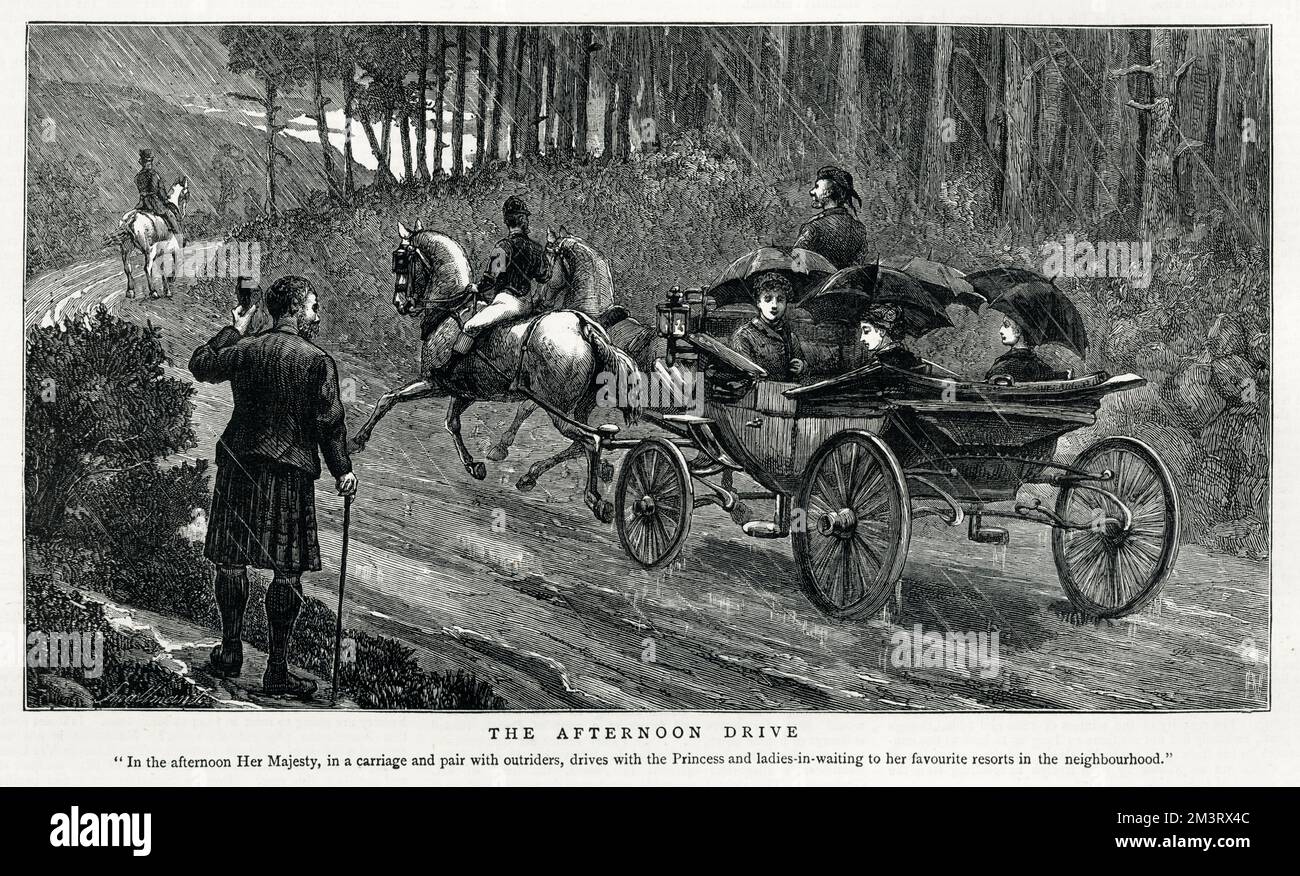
top-left (855, 304), bottom-right (923, 373)
top-left (728, 272), bottom-right (807, 381)
top-left (985, 315), bottom-right (1057, 383)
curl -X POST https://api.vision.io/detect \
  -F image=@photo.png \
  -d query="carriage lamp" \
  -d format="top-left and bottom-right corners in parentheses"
top-left (657, 287), bottom-right (690, 339)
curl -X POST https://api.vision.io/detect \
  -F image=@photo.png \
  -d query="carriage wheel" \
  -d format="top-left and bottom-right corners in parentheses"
top-left (615, 437), bottom-right (694, 569)
top-left (793, 431), bottom-right (910, 621)
top-left (1053, 437), bottom-right (1180, 618)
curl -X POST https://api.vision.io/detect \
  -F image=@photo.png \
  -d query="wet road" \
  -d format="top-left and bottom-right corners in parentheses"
top-left (25, 247), bottom-right (1272, 711)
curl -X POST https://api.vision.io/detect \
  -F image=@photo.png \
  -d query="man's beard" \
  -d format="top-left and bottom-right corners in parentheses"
top-left (299, 318), bottom-right (320, 340)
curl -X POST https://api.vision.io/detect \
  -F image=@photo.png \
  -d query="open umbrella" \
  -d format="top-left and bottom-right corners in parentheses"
top-left (800, 264), bottom-right (953, 338)
top-left (707, 246), bottom-right (837, 306)
top-left (967, 267), bottom-right (1089, 356)
top-left (878, 255), bottom-right (986, 312)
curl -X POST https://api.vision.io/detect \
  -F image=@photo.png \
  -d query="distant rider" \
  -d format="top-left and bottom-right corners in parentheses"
top-left (443, 195), bottom-right (552, 374)
top-left (135, 148), bottom-right (181, 235)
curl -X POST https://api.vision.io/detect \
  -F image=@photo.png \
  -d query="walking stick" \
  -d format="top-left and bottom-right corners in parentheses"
top-left (331, 493), bottom-right (354, 706)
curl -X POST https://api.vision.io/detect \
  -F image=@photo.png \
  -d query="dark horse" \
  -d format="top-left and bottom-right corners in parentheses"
top-left (348, 223), bottom-right (643, 522)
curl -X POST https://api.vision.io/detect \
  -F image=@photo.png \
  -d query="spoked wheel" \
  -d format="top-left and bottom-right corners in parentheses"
top-left (1053, 437), bottom-right (1181, 618)
top-left (793, 431), bottom-right (910, 621)
top-left (615, 437), bottom-right (694, 569)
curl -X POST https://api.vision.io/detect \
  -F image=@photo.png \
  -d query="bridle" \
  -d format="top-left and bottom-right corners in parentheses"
top-left (392, 236), bottom-right (474, 314)
top-left (546, 236), bottom-right (573, 288)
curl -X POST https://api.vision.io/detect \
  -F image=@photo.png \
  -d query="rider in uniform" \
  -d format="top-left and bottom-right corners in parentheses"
top-left (135, 149), bottom-right (181, 235)
top-left (794, 165), bottom-right (867, 269)
top-left (444, 195), bottom-right (552, 374)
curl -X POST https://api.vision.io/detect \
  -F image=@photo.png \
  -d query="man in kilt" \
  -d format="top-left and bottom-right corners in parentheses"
top-left (190, 276), bottom-right (358, 699)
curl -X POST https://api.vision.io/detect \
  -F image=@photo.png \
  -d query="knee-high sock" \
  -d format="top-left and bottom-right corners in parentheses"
top-left (265, 574), bottom-right (304, 672)
top-left (214, 566), bottom-right (249, 648)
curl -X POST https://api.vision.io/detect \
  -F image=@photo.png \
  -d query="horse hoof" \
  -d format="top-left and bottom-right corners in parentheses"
top-left (466, 461), bottom-right (487, 481)
top-left (485, 444), bottom-right (509, 462)
top-left (348, 437), bottom-right (367, 454)
top-left (599, 461), bottom-right (614, 483)
top-left (591, 499), bottom-right (615, 525)
top-left (515, 477), bottom-right (536, 493)
top-left (125, 291), bottom-right (135, 300)
top-left (149, 292), bottom-right (160, 300)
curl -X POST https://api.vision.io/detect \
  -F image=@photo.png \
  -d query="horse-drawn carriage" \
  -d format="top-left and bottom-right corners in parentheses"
top-left (362, 227), bottom-right (1180, 626)
top-left (608, 283), bottom-right (1181, 623)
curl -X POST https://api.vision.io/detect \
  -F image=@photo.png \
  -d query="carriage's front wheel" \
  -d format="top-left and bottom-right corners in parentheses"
top-left (615, 437), bottom-right (693, 569)
top-left (793, 431), bottom-right (910, 621)
top-left (1053, 436), bottom-right (1181, 618)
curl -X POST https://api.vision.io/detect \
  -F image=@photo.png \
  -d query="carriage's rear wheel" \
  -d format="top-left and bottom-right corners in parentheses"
top-left (615, 437), bottom-right (694, 569)
top-left (1053, 437), bottom-right (1180, 618)
top-left (793, 431), bottom-right (910, 621)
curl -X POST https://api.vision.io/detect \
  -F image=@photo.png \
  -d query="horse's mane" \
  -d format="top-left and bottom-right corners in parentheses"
top-left (551, 235), bottom-right (614, 312)
top-left (412, 229), bottom-right (472, 295)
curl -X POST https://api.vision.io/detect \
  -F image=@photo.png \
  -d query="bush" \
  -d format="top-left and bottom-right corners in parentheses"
top-left (25, 573), bottom-right (213, 709)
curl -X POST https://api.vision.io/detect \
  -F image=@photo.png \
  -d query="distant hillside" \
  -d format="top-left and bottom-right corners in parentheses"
top-left (26, 77), bottom-right (370, 275)
top-left (28, 24), bottom-right (329, 117)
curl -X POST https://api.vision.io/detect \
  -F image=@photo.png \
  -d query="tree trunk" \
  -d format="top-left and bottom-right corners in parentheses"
top-left (1126, 29), bottom-right (1151, 229)
top-left (1095, 30), bottom-right (1127, 219)
top-left (984, 28), bottom-right (1005, 209)
top-left (617, 32), bottom-right (635, 159)
top-left (451, 28), bottom-right (468, 176)
top-left (361, 115), bottom-right (387, 185)
top-left (432, 26), bottom-right (447, 177)
top-left (380, 101), bottom-right (393, 181)
top-left (1122, 28), bottom-right (1182, 241)
top-left (1036, 30), bottom-right (1066, 211)
top-left (884, 26), bottom-right (909, 156)
top-left (398, 95), bottom-right (413, 182)
top-left (511, 29), bottom-right (525, 161)
top-left (576, 27), bottom-right (592, 157)
top-left (545, 34), bottom-right (558, 152)
top-left (525, 27), bottom-right (542, 156)
top-left (920, 26), bottom-right (953, 211)
top-left (1002, 30), bottom-right (1032, 229)
top-left (312, 33), bottom-right (338, 199)
top-left (488, 27), bottom-right (506, 161)
top-left (556, 29), bottom-right (575, 154)
top-left (264, 76), bottom-right (278, 214)
top-left (416, 25), bottom-right (430, 182)
top-left (647, 28), bottom-right (661, 148)
top-left (603, 30), bottom-right (618, 159)
top-left (343, 73), bottom-right (356, 196)
top-left (476, 26), bottom-right (490, 169)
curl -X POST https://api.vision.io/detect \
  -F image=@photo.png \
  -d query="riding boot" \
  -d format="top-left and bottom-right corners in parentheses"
top-left (209, 567), bottom-right (247, 677)
top-left (439, 331), bottom-right (477, 380)
top-left (263, 574), bottom-right (317, 700)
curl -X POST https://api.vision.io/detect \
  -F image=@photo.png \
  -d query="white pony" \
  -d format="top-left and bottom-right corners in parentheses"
top-left (113, 176), bottom-right (188, 299)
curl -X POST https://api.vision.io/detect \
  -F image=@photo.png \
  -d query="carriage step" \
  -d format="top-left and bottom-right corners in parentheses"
top-left (742, 520), bottom-right (787, 539)
top-left (967, 514), bottom-right (1010, 545)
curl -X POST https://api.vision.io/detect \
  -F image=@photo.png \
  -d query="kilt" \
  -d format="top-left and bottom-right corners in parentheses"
top-left (205, 460), bottom-right (321, 573)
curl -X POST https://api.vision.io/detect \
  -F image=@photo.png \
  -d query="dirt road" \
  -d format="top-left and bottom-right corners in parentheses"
top-left (24, 246), bottom-right (1271, 711)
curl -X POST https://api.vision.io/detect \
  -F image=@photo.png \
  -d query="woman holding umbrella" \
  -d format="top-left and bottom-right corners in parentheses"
top-left (967, 267), bottom-right (1088, 384)
top-left (986, 316), bottom-right (1058, 383)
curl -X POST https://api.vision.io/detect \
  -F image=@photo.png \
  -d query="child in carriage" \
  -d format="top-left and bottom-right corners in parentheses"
top-left (728, 272), bottom-right (808, 381)
top-left (985, 314), bottom-right (1057, 383)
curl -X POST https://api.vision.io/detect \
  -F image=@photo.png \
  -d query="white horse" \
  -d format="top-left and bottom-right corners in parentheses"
top-left (114, 177), bottom-right (188, 299)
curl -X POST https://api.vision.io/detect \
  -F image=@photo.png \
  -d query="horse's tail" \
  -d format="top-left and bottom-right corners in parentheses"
top-left (576, 311), bottom-right (642, 426)
top-left (103, 212), bottom-right (134, 247)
